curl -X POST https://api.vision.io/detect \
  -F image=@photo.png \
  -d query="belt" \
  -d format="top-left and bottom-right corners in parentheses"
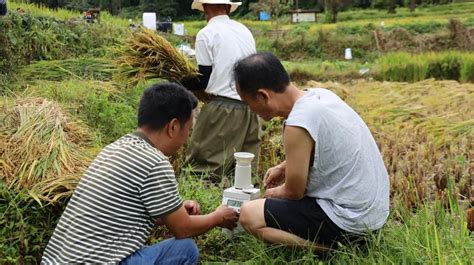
top-left (209, 95), bottom-right (245, 106)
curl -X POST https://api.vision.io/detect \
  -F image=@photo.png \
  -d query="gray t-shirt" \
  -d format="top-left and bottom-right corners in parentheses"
top-left (286, 88), bottom-right (389, 233)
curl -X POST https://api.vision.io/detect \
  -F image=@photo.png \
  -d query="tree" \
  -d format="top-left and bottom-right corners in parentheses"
top-left (408, 0), bottom-right (416, 12)
top-left (320, 0), bottom-right (351, 23)
top-left (250, 0), bottom-right (293, 19)
top-left (140, 0), bottom-right (177, 18)
top-left (387, 0), bottom-right (396, 13)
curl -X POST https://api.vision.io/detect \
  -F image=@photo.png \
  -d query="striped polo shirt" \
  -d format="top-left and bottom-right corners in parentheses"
top-left (41, 133), bottom-right (182, 264)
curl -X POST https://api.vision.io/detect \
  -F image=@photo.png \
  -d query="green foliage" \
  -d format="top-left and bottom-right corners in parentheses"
top-left (336, 2), bottom-right (474, 22)
top-left (249, 0), bottom-right (294, 19)
top-left (0, 182), bottom-right (66, 264)
top-left (377, 52), bottom-right (429, 82)
top-left (0, 9), bottom-right (126, 77)
top-left (377, 52), bottom-right (474, 83)
top-left (386, 21), bottom-right (444, 34)
top-left (333, 200), bottom-right (473, 263)
top-left (270, 28), bottom-right (375, 61)
top-left (282, 60), bottom-right (372, 83)
top-left (323, 0), bottom-right (353, 23)
top-left (335, 22), bottom-right (376, 35)
top-left (427, 53), bottom-right (462, 81)
top-left (25, 80), bottom-right (138, 145)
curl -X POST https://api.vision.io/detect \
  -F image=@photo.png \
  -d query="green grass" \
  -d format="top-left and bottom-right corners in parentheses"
top-left (142, 173), bottom-right (474, 263)
top-left (282, 60), bottom-right (372, 83)
top-left (0, 182), bottom-right (66, 264)
top-left (21, 79), bottom-right (139, 145)
top-left (337, 2), bottom-right (474, 22)
top-left (2, 173), bottom-right (472, 263)
top-left (10, 1), bottom-right (130, 27)
top-left (377, 52), bottom-right (474, 83)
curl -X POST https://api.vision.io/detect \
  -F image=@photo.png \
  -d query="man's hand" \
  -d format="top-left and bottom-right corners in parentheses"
top-left (214, 204), bottom-right (239, 230)
top-left (184, 200), bottom-right (201, 215)
top-left (264, 187), bottom-right (281, 198)
top-left (264, 165), bottom-right (285, 189)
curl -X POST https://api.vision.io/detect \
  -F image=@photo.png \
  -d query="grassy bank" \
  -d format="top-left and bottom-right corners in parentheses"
top-left (283, 51), bottom-right (474, 84)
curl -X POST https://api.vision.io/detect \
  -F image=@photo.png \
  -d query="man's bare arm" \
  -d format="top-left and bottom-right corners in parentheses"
top-left (265, 126), bottom-right (314, 200)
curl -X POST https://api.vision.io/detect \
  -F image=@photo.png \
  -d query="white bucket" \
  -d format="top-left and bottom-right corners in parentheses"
top-left (173, 23), bottom-right (185, 36)
top-left (142, 12), bottom-right (156, 31)
top-left (345, 48), bottom-right (353, 60)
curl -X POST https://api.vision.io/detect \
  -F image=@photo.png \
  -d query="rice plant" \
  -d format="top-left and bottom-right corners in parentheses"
top-left (20, 57), bottom-right (115, 81)
top-left (114, 27), bottom-right (199, 86)
top-left (1, 97), bottom-right (92, 204)
top-left (377, 52), bottom-right (474, 83)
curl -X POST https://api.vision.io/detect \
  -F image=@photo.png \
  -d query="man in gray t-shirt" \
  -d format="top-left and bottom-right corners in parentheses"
top-left (234, 52), bottom-right (390, 252)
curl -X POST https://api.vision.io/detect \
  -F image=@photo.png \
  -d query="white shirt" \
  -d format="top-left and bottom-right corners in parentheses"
top-left (286, 89), bottom-right (390, 233)
top-left (195, 15), bottom-right (256, 100)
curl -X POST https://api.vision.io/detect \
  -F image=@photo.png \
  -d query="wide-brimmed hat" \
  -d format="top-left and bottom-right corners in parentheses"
top-left (191, 0), bottom-right (242, 13)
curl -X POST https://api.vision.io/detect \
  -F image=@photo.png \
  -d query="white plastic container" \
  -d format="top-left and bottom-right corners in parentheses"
top-left (173, 23), bottom-right (185, 36)
top-left (142, 12), bottom-right (156, 31)
top-left (345, 48), bottom-right (353, 60)
top-left (234, 152), bottom-right (254, 189)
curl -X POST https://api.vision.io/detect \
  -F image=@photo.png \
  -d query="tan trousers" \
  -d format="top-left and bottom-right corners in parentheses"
top-left (185, 96), bottom-right (262, 179)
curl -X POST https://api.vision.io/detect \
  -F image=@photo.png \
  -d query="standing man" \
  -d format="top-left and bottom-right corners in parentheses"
top-left (42, 83), bottom-right (239, 264)
top-left (181, 0), bottom-right (261, 179)
top-left (234, 53), bottom-right (390, 251)
top-left (0, 0), bottom-right (7, 16)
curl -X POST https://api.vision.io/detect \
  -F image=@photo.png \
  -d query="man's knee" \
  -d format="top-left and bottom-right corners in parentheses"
top-left (239, 199), bottom-right (265, 232)
top-left (176, 238), bottom-right (199, 263)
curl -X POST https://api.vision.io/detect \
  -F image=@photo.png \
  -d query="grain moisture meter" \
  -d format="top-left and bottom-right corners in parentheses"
top-left (222, 152), bottom-right (261, 236)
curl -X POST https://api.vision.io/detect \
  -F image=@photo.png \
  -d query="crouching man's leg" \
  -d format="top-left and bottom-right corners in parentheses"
top-left (240, 198), bottom-right (338, 253)
top-left (120, 238), bottom-right (199, 265)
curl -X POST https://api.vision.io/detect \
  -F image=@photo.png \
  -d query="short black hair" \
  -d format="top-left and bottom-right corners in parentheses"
top-left (233, 52), bottom-right (290, 98)
top-left (138, 82), bottom-right (197, 130)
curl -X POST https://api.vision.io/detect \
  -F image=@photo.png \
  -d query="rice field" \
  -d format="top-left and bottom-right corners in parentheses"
top-left (1, 2), bottom-right (473, 264)
top-left (183, 2), bottom-right (474, 36)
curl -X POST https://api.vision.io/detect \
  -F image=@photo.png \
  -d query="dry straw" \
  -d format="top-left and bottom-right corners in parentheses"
top-left (1, 97), bottom-right (92, 204)
top-left (114, 27), bottom-right (198, 86)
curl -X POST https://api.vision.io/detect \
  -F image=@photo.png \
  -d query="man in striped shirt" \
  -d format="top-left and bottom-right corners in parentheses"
top-left (42, 83), bottom-right (239, 264)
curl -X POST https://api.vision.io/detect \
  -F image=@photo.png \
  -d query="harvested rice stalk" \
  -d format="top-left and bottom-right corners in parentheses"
top-left (0, 97), bottom-right (92, 204)
top-left (20, 58), bottom-right (115, 81)
top-left (114, 27), bottom-right (199, 86)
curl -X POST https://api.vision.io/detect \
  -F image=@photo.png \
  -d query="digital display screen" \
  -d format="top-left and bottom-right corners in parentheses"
top-left (227, 199), bottom-right (243, 207)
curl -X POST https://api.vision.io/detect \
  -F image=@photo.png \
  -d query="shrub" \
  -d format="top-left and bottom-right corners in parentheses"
top-left (0, 10), bottom-right (126, 77)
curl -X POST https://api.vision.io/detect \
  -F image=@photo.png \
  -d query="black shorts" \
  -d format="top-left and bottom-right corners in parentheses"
top-left (264, 197), bottom-right (359, 246)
